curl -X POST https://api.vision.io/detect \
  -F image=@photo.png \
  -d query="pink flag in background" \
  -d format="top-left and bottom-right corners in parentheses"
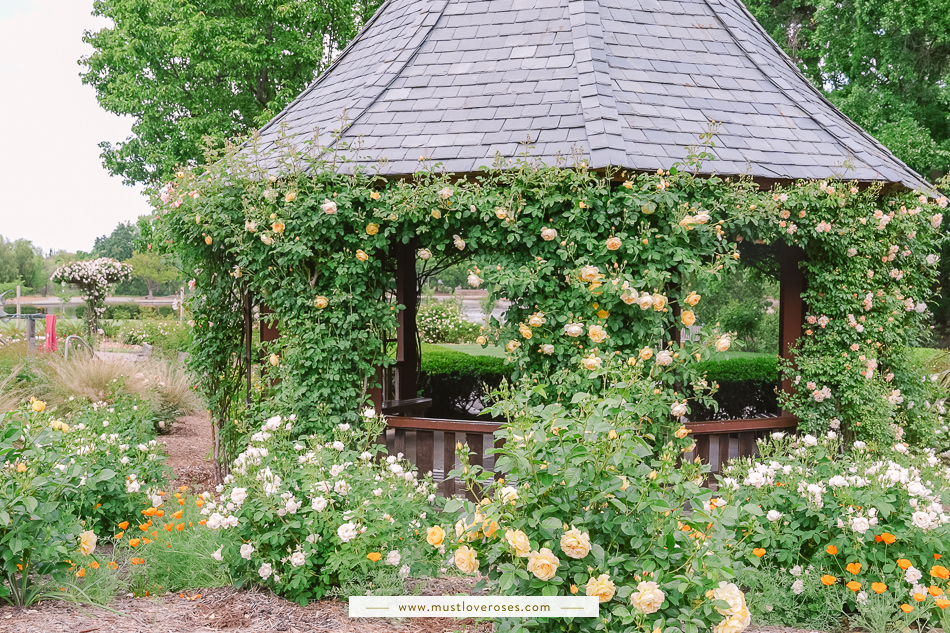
top-left (45, 315), bottom-right (57, 352)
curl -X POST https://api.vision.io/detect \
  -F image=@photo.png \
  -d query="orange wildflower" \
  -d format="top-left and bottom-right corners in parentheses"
top-left (880, 533), bottom-right (896, 544)
top-left (821, 575), bottom-right (837, 586)
top-left (871, 582), bottom-right (887, 594)
top-left (846, 562), bottom-right (862, 575)
top-left (937, 598), bottom-right (950, 610)
top-left (846, 581), bottom-right (861, 592)
top-left (129, 539), bottom-right (140, 547)
top-left (164, 524), bottom-right (173, 532)
top-left (913, 593), bottom-right (926, 602)
top-left (930, 586), bottom-right (944, 597)
top-left (826, 545), bottom-right (837, 555)
top-left (115, 531), bottom-right (125, 539)
top-left (931, 565), bottom-right (950, 580)
top-left (90, 562), bottom-right (100, 570)
top-left (179, 486), bottom-right (189, 492)
top-left (195, 499), bottom-right (204, 507)
top-left (367, 552), bottom-right (382, 562)
top-left (142, 538), bottom-right (152, 544)
top-left (176, 523), bottom-right (184, 531)
top-left (752, 548), bottom-right (766, 558)
top-left (199, 520), bottom-right (206, 526)
top-left (173, 510), bottom-right (183, 520)
top-left (936, 554), bottom-right (943, 560)
top-left (76, 568), bottom-right (85, 578)
top-left (139, 523), bottom-right (149, 532)
top-left (118, 521), bottom-right (129, 530)
top-left (874, 535), bottom-right (883, 543)
top-left (151, 531), bottom-right (158, 537)
top-left (897, 559), bottom-right (913, 570)
top-left (142, 508), bottom-right (157, 517)
top-left (155, 510), bottom-right (164, 518)
top-left (107, 561), bottom-right (118, 570)
top-left (178, 499), bottom-right (185, 506)
top-left (900, 604), bottom-right (913, 614)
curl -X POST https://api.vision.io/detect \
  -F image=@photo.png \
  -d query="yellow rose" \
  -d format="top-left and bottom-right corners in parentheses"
top-left (431, 209), bottom-right (442, 219)
top-left (586, 573), bottom-right (616, 603)
top-left (476, 336), bottom-right (488, 346)
top-left (652, 294), bottom-right (667, 311)
top-left (483, 520), bottom-right (499, 538)
top-left (505, 529), bottom-right (531, 557)
top-left (269, 354), bottom-right (279, 366)
top-left (370, 191), bottom-right (381, 200)
top-left (639, 347), bottom-right (654, 361)
top-left (285, 191), bottom-right (296, 203)
top-left (711, 581), bottom-right (747, 617)
top-left (579, 265), bottom-right (601, 283)
top-left (426, 526), bottom-right (445, 547)
top-left (685, 292), bottom-right (701, 306)
top-left (314, 296), bottom-right (329, 309)
top-left (454, 546), bottom-right (479, 574)
top-left (506, 340), bottom-right (521, 353)
top-left (204, 235), bottom-right (213, 245)
top-left (540, 227), bottom-right (557, 241)
top-left (716, 336), bottom-right (732, 352)
top-left (631, 580), bottom-right (665, 614)
top-left (588, 325), bottom-right (608, 343)
top-left (714, 609), bottom-right (751, 633)
top-left (15, 462), bottom-right (26, 473)
top-left (681, 310), bottom-right (696, 326)
top-left (519, 324), bottom-right (533, 339)
top-left (31, 398), bottom-right (46, 413)
top-left (526, 548), bottom-right (560, 581)
top-left (674, 426), bottom-right (691, 439)
top-left (605, 236), bottom-right (622, 251)
top-left (560, 527), bottom-right (591, 559)
top-left (272, 221), bottom-right (285, 234)
top-left (366, 223), bottom-right (379, 236)
top-left (356, 250), bottom-right (368, 261)
top-left (78, 530), bottom-right (97, 556)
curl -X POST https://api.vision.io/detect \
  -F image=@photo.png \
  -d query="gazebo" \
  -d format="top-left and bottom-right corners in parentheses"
top-left (247, 0), bottom-right (928, 486)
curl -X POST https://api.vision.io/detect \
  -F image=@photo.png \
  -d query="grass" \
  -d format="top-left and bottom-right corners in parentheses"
top-left (437, 343), bottom-right (506, 358)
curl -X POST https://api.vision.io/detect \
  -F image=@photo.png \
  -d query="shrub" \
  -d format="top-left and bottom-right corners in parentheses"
top-left (73, 305), bottom-right (87, 320)
top-left (104, 303), bottom-right (141, 320)
top-left (120, 319), bottom-right (191, 353)
top-left (444, 365), bottom-right (745, 633)
top-left (203, 412), bottom-right (441, 605)
top-left (721, 434), bottom-right (950, 630)
top-left (419, 345), bottom-right (508, 419)
top-left (691, 356), bottom-right (780, 420)
top-left (0, 401), bottom-right (117, 605)
top-left (416, 299), bottom-right (481, 344)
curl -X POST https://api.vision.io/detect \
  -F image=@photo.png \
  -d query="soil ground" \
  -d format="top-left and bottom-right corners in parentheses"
top-left (0, 414), bottom-right (825, 633)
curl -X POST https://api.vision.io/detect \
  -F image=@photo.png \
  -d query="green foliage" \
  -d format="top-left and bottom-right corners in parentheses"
top-left (696, 356), bottom-right (779, 383)
top-left (79, 0), bottom-right (385, 186)
top-left (445, 365), bottom-right (743, 633)
top-left (93, 221), bottom-right (138, 262)
top-left (419, 345), bottom-right (509, 419)
top-left (416, 299), bottom-right (481, 344)
top-left (721, 434), bottom-right (950, 628)
top-left (0, 402), bottom-right (116, 605)
top-left (420, 344), bottom-right (507, 376)
top-left (120, 319), bottom-right (192, 353)
top-left (125, 252), bottom-right (179, 299)
top-left (0, 237), bottom-right (45, 290)
top-left (209, 412), bottom-right (441, 605)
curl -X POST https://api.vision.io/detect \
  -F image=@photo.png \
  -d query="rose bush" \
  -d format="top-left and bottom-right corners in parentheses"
top-left (438, 363), bottom-right (749, 633)
top-left (202, 411), bottom-right (442, 605)
top-left (50, 258), bottom-right (132, 340)
top-left (721, 432), bottom-right (950, 629)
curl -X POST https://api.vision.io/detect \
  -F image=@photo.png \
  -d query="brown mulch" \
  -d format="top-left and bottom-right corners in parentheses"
top-left (158, 413), bottom-right (217, 494)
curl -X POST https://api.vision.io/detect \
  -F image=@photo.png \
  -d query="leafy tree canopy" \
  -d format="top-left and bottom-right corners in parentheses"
top-left (0, 237), bottom-right (45, 290)
top-left (125, 251), bottom-right (179, 299)
top-left (743, 0), bottom-right (950, 179)
top-left (93, 221), bottom-right (139, 261)
top-left (80, 0), bottom-right (384, 187)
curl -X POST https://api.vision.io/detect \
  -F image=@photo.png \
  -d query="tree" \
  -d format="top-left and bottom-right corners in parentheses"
top-left (741, 0), bottom-right (950, 179)
top-left (93, 221), bottom-right (139, 261)
top-left (80, 0), bottom-right (384, 187)
top-left (0, 237), bottom-right (45, 290)
top-left (125, 251), bottom-right (179, 299)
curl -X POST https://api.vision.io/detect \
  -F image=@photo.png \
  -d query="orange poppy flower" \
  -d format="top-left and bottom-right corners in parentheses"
top-left (896, 559), bottom-right (912, 570)
top-left (931, 565), bottom-right (950, 580)
top-left (142, 508), bottom-right (156, 517)
top-left (753, 548), bottom-right (766, 558)
top-left (129, 539), bottom-right (140, 547)
top-left (930, 586), bottom-right (944, 597)
top-left (139, 523), bottom-right (149, 532)
top-left (871, 582), bottom-right (887, 594)
top-left (76, 568), bottom-right (85, 578)
top-left (846, 581), bottom-right (861, 592)
top-left (151, 531), bottom-right (158, 537)
top-left (176, 523), bottom-right (184, 531)
top-left (107, 561), bottom-right (118, 570)
top-left (173, 510), bottom-right (183, 520)
top-left (195, 499), bottom-right (204, 507)
top-left (155, 510), bottom-right (164, 518)
top-left (178, 485), bottom-right (189, 492)
top-left (189, 521), bottom-right (193, 527)
top-left (164, 524), bottom-right (173, 532)
top-left (367, 552), bottom-right (382, 562)
top-left (936, 554), bottom-right (943, 560)
top-left (937, 598), bottom-right (950, 610)
top-left (913, 593), bottom-right (926, 602)
top-left (90, 562), bottom-right (100, 570)
top-left (199, 520), bottom-right (206, 526)
top-left (880, 533), bottom-right (896, 544)
top-left (826, 545), bottom-right (838, 555)
top-left (115, 531), bottom-right (125, 539)
top-left (846, 562), bottom-right (862, 575)
top-left (874, 535), bottom-right (883, 543)
top-left (118, 521), bottom-right (129, 530)
top-left (178, 499), bottom-right (185, 506)
top-left (142, 538), bottom-right (152, 544)
top-left (900, 604), bottom-right (913, 613)
top-left (821, 575), bottom-right (837, 586)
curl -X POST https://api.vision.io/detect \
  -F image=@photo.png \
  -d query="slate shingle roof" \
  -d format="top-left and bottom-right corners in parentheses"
top-left (253, 0), bottom-right (927, 188)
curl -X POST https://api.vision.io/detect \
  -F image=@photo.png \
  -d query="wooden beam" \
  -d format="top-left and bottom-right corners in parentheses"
top-left (778, 245), bottom-right (805, 396)
top-left (395, 241), bottom-right (419, 400)
top-left (259, 304), bottom-right (279, 343)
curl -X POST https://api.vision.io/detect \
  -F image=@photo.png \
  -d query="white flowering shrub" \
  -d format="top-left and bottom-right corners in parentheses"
top-left (205, 412), bottom-right (441, 605)
top-left (721, 433), bottom-right (950, 628)
top-left (443, 367), bottom-right (747, 633)
top-left (416, 298), bottom-right (481, 344)
top-left (50, 258), bottom-right (132, 338)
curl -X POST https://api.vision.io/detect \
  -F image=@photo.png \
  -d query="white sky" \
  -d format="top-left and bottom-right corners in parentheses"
top-left (0, 0), bottom-right (152, 254)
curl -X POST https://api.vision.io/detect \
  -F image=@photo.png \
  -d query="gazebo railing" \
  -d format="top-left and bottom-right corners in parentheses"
top-left (383, 413), bottom-right (797, 497)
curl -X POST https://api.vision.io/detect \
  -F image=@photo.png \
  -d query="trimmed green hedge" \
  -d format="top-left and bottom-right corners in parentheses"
top-left (420, 344), bottom-right (507, 376)
top-left (696, 355), bottom-right (779, 383)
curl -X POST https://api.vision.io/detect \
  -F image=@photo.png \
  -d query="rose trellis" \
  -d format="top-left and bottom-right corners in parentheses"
top-left (51, 258), bottom-right (132, 340)
top-left (151, 135), bottom-right (947, 452)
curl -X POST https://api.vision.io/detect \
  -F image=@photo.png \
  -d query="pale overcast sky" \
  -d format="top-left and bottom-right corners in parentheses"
top-left (0, 0), bottom-right (152, 254)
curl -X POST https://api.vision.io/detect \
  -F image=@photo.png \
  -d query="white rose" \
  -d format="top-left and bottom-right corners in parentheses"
top-left (311, 496), bottom-right (328, 512)
top-left (671, 402), bottom-right (688, 417)
top-left (540, 227), bottom-right (557, 241)
top-left (655, 350), bottom-right (673, 366)
top-left (630, 580), bottom-right (665, 614)
top-left (386, 550), bottom-right (401, 566)
top-left (321, 199), bottom-right (337, 214)
top-left (417, 248), bottom-right (432, 260)
top-left (258, 562), bottom-right (273, 580)
top-left (563, 323), bottom-right (584, 337)
top-left (911, 511), bottom-right (933, 530)
top-left (231, 487), bottom-right (248, 506)
top-left (290, 551), bottom-right (306, 567)
top-left (337, 522), bottom-right (358, 543)
top-left (767, 510), bottom-right (783, 522)
top-left (802, 434), bottom-right (818, 447)
top-left (240, 543), bottom-right (255, 560)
